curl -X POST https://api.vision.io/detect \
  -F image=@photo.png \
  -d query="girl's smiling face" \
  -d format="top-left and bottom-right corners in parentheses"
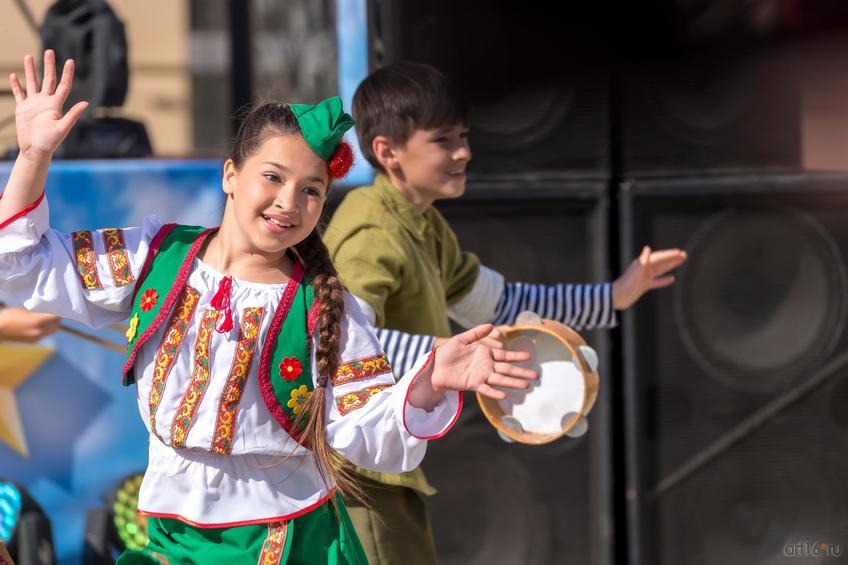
top-left (221, 133), bottom-right (329, 257)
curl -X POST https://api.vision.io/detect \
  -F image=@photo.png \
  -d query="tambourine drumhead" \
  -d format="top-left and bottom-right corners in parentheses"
top-left (477, 320), bottom-right (599, 445)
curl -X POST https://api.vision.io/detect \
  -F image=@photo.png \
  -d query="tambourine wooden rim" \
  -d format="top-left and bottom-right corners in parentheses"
top-left (476, 320), bottom-right (600, 445)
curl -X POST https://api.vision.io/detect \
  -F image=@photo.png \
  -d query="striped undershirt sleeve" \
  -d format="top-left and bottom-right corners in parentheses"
top-left (368, 281), bottom-right (615, 379)
top-left (374, 328), bottom-right (437, 381)
top-left (491, 282), bottom-right (617, 330)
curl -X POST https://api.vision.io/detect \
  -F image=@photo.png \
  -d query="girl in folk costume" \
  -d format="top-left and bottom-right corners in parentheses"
top-left (0, 51), bottom-right (537, 564)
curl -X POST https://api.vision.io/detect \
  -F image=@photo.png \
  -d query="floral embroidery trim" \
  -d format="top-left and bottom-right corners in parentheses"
top-left (335, 383), bottom-right (393, 416)
top-left (148, 286), bottom-right (201, 437)
top-left (333, 354), bottom-right (392, 386)
top-left (211, 307), bottom-right (264, 455)
top-left (126, 313), bottom-right (140, 343)
top-left (287, 385), bottom-right (310, 415)
top-left (102, 228), bottom-right (135, 287)
top-left (170, 309), bottom-right (219, 448)
top-left (258, 521), bottom-right (288, 565)
top-left (122, 226), bottom-right (213, 386)
top-left (279, 356), bottom-right (303, 382)
top-left (71, 230), bottom-right (103, 290)
top-left (140, 288), bottom-right (159, 312)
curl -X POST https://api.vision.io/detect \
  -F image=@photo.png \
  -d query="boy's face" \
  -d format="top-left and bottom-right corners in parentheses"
top-left (390, 124), bottom-right (471, 203)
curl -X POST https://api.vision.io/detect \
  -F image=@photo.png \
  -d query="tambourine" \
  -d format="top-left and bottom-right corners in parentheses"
top-left (477, 312), bottom-right (600, 445)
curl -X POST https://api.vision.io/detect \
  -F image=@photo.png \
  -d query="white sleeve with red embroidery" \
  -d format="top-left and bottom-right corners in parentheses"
top-left (319, 293), bottom-right (462, 474)
top-left (0, 194), bottom-right (162, 327)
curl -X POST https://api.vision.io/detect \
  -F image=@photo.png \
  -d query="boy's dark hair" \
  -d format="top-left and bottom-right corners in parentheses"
top-left (352, 61), bottom-right (468, 170)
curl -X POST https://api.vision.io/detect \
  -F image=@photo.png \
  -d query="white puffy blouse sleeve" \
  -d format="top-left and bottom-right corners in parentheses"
top-left (0, 193), bottom-right (162, 327)
top-left (319, 293), bottom-right (462, 474)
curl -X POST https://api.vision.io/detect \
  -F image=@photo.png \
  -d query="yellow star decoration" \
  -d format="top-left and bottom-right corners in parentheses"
top-left (0, 342), bottom-right (54, 457)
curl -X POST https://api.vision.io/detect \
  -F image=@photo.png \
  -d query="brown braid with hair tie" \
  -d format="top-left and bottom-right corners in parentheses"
top-left (228, 102), bottom-right (368, 507)
top-left (293, 228), bottom-right (367, 505)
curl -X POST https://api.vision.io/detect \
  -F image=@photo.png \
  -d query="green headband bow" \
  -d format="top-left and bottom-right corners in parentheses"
top-left (289, 96), bottom-right (356, 161)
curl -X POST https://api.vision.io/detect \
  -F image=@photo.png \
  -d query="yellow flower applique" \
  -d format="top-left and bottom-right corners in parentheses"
top-left (126, 312), bottom-right (140, 343)
top-left (287, 384), bottom-right (310, 415)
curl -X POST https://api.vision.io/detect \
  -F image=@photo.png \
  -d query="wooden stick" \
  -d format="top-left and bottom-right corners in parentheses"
top-left (59, 324), bottom-right (125, 354)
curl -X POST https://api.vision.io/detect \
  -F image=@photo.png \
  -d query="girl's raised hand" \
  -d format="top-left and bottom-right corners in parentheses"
top-left (9, 50), bottom-right (89, 158)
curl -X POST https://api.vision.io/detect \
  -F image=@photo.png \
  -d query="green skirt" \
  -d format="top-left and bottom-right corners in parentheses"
top-left (116, 494), bottom-right (367, 565)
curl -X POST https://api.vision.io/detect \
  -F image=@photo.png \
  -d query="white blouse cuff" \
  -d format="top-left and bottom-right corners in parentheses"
top-left (393, 349), bottom-right (463, 440)
top-left (0, 192), bottom-right (49, 250)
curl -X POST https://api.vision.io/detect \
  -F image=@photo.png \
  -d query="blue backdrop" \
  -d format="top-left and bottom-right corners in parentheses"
top-left (0, 160), bottom-right (225, 563)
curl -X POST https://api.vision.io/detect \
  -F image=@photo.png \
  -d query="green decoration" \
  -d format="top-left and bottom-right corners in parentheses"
top-left (289, 96), bottom-right (355, 161)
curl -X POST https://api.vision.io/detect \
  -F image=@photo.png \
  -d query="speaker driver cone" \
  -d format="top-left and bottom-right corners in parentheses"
top-left (674, 207), bottom-right (847, 392)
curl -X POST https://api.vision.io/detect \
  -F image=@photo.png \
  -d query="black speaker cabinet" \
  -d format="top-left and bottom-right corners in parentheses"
top-left (11, 513), bottom-right (55, 565)
top-left (414, 178), bottom-right (614, 565)
top-left (40, 0), bottom-right (129, 109)
top-left (366, 0), bottom-right (611, 178)
top-left (620, 173), bottom-right (848, 565)
top-left (620, 46), bottom-right (802, 175)
top-left (82, 508), bottom-right (114, 565)
top-left (1, 482), bottom-right (55, 565)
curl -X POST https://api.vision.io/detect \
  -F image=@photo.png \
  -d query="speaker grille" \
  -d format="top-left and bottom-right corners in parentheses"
top-left (675, 207), bottom-right (847, 391)
top-left (621, 49), bottom-right (801, 175)
top-left (422, 180), bottom-right (612, 565)
top-left (622, 173), bottom-right (848, 565)
top-left (369, 0), bottom-right (611, 177)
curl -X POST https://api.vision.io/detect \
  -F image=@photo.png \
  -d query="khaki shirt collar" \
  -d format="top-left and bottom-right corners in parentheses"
top-left (373, 174), bottom-right (433, 241)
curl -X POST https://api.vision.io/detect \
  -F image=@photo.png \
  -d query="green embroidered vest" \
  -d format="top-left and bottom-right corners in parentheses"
top-left (121, 224), bottom-right (317, 443)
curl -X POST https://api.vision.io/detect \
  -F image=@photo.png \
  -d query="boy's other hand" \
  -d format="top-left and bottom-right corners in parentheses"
top-left (0, 307), bottom-right (61, 343)
top-left (613, 246), bottom-right (688, 310)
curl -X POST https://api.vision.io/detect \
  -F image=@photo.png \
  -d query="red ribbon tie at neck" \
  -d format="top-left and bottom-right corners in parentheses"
top-left (210, 275), bottom-right (234, 333)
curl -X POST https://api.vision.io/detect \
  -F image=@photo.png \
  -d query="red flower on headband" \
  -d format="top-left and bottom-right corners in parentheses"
top-left (140, 289), bottom-right (159, 312)
top-left (328, 141), bottom-right (354, 179)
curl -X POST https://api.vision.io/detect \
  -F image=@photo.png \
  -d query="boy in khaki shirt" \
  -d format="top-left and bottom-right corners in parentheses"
top-left (325, 62), bottom-right (686, 564)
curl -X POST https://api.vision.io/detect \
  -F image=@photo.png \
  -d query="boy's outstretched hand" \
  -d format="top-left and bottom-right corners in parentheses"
top-left (9, 49), bottom-right (88, 159)
top-left (612, 245), bottom-right (688, 310)
top-left (408, 324), bottom-right (538, 411)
